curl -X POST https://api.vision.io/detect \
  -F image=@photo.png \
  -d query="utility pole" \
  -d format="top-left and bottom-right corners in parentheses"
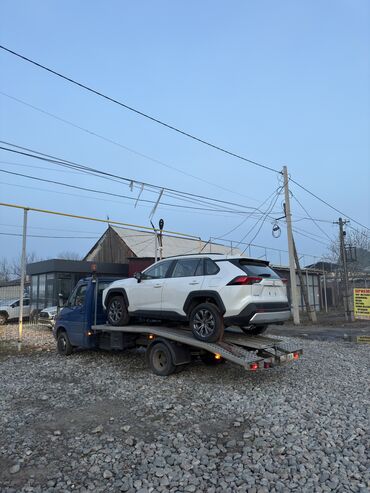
top-left (283, 166), bottom-right (300, 324)
top-left (336, 217), bottom-right (354, 321)
top-left (292, 238), bottom-right (317, 323)
top-left (18, 208), bottom-right (28, 351)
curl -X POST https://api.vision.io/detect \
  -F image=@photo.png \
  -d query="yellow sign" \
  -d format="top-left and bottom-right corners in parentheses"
top-left (354, 289), bottom-right (370, 320)
top-left (356, 336), bottom-right (370, 344)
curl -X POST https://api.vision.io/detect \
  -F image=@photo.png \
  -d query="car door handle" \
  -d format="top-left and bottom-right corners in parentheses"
top-left (189, 281), bottom-right (200, 285)
top-left (154, 284), bottom-right (162, 288)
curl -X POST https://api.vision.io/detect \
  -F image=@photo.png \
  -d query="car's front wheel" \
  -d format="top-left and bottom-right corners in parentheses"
top-left (0, 312), bottom-right (8, 325)
top-left (189, 303), bottom-right (224, 343)
top-left (240, 325), bottom-right (268, 336)
top-left (107, 295), bottom-right (130, 326)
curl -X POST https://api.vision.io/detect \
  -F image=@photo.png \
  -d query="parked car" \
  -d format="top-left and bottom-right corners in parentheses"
top-left (102, 254), bottom-right (290, 342)
top-left (38, 306), bottom-right (58, 329)
top-left (0, 297), bottom-right (30, 325)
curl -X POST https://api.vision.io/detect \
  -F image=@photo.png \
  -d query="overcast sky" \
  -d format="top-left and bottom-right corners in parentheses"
top-left (0, 0), bottom-right (369, 267)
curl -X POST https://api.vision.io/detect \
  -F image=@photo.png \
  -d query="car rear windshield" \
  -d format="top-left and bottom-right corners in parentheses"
top-left (229, 259), bottom-right (280, 279)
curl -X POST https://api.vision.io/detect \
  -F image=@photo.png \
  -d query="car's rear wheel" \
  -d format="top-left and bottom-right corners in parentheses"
top-left (190, 303), bottom-right (224, 342)
top-left (240, 325), bottom-right (268, 336)
top-left (57, 330), bottom-right (73, 356)
top-left (107, 295), bottom-right (130, 326)
top-left (0, 312), bottom-right (8, 325)
top-left (148, 342), bottom-right (176, 376)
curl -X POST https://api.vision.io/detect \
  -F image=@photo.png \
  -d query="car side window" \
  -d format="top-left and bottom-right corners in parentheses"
top-left (172, 259), bottom-right (203, 278)
top-left (205, 258), bottom-right (219, 275)
top-left (69, 285), bottom-right (87, 307)
top-left (12, 300), bottom-right (20, 308)
top-left (144, 260), bottom-right (172, 280)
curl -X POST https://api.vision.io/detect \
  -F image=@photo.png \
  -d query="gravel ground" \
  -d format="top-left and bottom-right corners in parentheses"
top-left (0, 327), bottom-right (369, 493)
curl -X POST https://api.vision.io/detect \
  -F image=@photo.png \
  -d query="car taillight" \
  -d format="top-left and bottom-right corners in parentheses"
top-left (281, 278), bottom-right (288, 285)
top-left (227, 276), bottom-right (263, 286)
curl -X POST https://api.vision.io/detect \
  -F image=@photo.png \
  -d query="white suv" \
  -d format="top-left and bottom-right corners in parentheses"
top-left (102, 254), bottom-right (290, 342)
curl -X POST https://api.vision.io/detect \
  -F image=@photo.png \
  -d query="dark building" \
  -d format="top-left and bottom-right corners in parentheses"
top-left (26, 259), bottom-right (128, 314)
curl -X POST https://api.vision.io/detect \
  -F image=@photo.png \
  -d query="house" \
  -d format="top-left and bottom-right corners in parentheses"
top-left (83, 225), bottom-right (242, 263)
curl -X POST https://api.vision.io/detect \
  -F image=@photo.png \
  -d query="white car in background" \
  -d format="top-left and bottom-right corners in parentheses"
top-left (38, 306), bottom-right (59, 329)
top-left (0, 297), bottom-right (30, 325)
top-left (102, 254), bottom-right (290, 342)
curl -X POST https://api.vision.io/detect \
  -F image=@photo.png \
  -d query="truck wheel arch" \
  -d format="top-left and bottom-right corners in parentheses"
top-left (183, 291), bottom-right (226, 316)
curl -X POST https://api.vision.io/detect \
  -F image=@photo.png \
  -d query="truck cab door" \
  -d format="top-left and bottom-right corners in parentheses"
top-left (61, 283), bottom-right (88, 346)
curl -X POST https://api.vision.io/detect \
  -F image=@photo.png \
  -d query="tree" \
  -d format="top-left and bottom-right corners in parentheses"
top-left (0, 258), bottom-right (12, 282)
top-left (326, 228), bottom-right (370, 277)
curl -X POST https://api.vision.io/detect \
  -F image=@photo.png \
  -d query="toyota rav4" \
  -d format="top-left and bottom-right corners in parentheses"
top-left (102, 254), bottom-right (291, 342)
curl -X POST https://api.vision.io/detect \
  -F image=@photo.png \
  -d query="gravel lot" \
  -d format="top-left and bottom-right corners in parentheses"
top-left (0, 326), bottom-right (369, 493)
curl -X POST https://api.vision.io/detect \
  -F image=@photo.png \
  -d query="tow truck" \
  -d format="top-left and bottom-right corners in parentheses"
top-left (53, 276), bottom-right (302, 376)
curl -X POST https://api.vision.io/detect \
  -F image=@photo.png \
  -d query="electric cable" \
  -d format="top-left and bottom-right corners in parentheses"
top-left (0, 45), bottom-right (281, 175)
top-left (0, 90), bottom-right (263, 203)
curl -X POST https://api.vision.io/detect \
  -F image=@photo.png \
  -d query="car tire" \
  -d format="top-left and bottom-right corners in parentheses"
top-left (240, 325), bottom-right (268, 336)
top-left (190, 303), bottom-right (224, 343)
top-left (148, 342), bottom-right (176, 376)
top-left (57, 330), bottom-right (73, 356)
top-left (107, 295), bottom-right (130, 326)
top-left (0, 312), bottom-right (8, 325)
top-left (200, 351), bottom-right (225, 365)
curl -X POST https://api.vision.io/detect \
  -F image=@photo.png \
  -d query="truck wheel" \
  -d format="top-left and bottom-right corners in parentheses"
top-left (240, 325), bottom-right (268, 336)
top-left (190, 303), bottom-right (224, 343)
top-left (107, 295), bottom-right (130, 326)
top-left (148, 342), bottom-right (176, 376)
top-left (200, 351), bottom-right (225, 365)
top-left (57, 330), bottom-right (73, 356)
top-left (0, 312), bottom-right (8, 325)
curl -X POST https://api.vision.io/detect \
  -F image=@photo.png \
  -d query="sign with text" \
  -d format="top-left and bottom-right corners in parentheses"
top-left (353, 288), bottom-right (370, 320)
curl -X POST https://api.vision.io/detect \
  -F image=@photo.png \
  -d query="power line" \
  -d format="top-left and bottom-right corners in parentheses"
top-left (1, 46), bottom-right (367, 230)
top-left (217, 188), bottom-right (280, 239)
top-left (240, 189), bottom-right (283, 254)
top-left (1, 180), bottom-right (258, 218)
top-left (0, 232), bottom-right (97, 239)
top-left (0, 90), bottom-right (263, 204)
top-left (0, 45), bottom-right (281, 175)
top-left (0, 142), bottom-right (266, 213)
top-left (290, 178), bottom-right (369, 231)
top-left (0, 167), bottom-right (260, 214)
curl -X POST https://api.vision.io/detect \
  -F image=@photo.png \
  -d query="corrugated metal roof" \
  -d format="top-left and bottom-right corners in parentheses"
top-left (111, 226), bottom-right (242, 257)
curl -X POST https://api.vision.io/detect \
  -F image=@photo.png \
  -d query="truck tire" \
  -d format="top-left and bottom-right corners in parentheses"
top-left (240, 325), bottom-right (268, 336)
top-left (57, 330), bottom-right (73, 356)
top-left (107, 295), bottom-right (130, 326)
top-left (148, 342), bottom-right (176, 376)
top-left (0, 312), bottom-right (8, 325)
top-left (189, 302), bottom-right (224, 343)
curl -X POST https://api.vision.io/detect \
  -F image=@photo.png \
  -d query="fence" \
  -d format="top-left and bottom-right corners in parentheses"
top-left (1, 200), bottom-right (363, 350)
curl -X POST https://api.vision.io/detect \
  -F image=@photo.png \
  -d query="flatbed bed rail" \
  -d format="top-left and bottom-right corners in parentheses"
top-left (92, 324), bottom-right (303, 372)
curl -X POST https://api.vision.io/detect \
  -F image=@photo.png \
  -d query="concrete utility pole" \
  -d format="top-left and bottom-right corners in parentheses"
top-left (283, 166), bottom-right (300, 324)
top-left (18, 208), bottom-right (28, 350)
top-left (336, 217), bottom-right (354, 321)
top-left (292, 238), bottom-right (317, 323)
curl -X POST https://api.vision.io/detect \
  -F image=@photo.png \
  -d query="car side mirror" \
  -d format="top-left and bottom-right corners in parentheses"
top-left (133, 272), bottom-right (142, 283)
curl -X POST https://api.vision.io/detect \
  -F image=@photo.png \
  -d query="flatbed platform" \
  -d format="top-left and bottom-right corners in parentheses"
top-left (92, 324), bottom-right (303, 371)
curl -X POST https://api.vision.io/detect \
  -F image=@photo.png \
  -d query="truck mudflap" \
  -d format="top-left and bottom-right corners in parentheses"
top-left (91, 325), bottom-right (303, 372)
